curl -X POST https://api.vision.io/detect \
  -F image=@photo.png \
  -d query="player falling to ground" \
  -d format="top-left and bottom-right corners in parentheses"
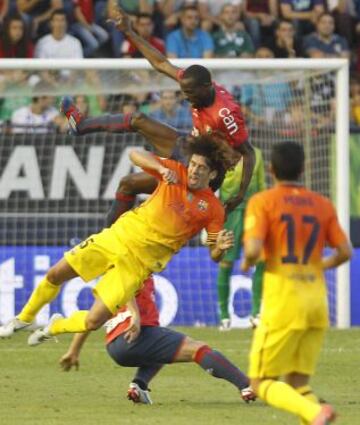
top-left (61, 4), bottom-right (255, 221)
top-left (59, 276), bottom-right (256, 404)
top-left (241, 141), bottom-right (352, 425)
top-left (217, 147), bottom-right (265, 331)
top-left (0, 135), bottom-right (235, 344)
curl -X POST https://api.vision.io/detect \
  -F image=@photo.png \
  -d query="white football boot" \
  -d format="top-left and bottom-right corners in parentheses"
top-left (127, 383), bottom-right (153, 405)
top-left (27, 314), bottom-right (63, 346)
top-left (0, 317), bottom-right (31, 338)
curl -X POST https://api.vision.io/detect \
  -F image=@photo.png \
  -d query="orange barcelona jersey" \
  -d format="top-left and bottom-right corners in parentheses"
top-left (244, 184), bottom-right (347, 330)
top-left (112, 157), bottom-right (225, 272)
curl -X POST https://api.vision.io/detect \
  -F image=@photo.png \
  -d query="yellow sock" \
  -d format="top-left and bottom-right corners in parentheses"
top-left (296, 386), bottom-right (319, 425)
top-left (50, 311), bottom-right (88, 335)
top-left (258, 380), bottom-right (322, 424)
top-left (18, 277), bottom-right (60, 323)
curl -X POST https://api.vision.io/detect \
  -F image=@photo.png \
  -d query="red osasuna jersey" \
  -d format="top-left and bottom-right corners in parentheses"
top-left (177, 69), bottom-right (248, 148)
top-left (105, 276), bottom-right (159, 344)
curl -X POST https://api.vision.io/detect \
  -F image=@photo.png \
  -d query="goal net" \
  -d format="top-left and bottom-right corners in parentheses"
top-left (0, 59), bottom-right (349, 328)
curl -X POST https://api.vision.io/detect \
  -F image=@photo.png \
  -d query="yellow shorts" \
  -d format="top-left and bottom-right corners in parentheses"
top-left (64, 228), bottom-right (150, 314)
top-left (248, 325), bottom-right (326, 378)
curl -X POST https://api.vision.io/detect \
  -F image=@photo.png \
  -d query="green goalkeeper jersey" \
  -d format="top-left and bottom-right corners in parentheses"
top-left (220, 147), bottom-right (265, 209)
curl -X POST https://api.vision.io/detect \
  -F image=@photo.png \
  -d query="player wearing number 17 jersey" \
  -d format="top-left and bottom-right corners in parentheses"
top-left (241, 141), bottom-right (352, 425)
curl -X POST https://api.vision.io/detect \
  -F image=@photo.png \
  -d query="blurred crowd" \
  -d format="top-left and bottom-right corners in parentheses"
top-left (0, 0), bottom-right (360, 132)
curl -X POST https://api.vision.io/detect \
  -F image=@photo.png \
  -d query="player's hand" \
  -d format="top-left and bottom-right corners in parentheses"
top-left (59, 351), bottom-right (79, 372)
top-left (124, 316), bottom-right (141, 343)
top-left (216, 230), bottom-right (234, 251)
top-left (107, 2), bottom-right (132, 33)
top-left (159, 166), bottom-right (178, 185)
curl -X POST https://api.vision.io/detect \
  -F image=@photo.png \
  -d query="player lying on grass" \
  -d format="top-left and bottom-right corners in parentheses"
top-left (61, 5), bottom-right (255, 221)
top-left (0, 135), bottom-right (235, 346)
top-left (59, 276), bottom-right (256, 405)
top-left (241, 141), bottom-right (352, 425)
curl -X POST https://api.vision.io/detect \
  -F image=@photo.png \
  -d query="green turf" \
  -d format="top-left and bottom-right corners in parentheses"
top-left (0, 328), bottom-right (359, 425)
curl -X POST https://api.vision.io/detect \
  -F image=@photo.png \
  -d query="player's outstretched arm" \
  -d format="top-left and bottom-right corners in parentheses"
top-left (123, 298), bottom-right (141, 343)
top-left (209, 230), bottom-right (234, 262)
top-left (129, 149), bottom-right (177, 184)
top-left (109, 3), bottom-right (180, 80)
top-left (59, 332), bottom-right (91, 371)
top-left (241, 238), bottom-right (263, 272)
top-left (225, 142), bottom-right (256, 214)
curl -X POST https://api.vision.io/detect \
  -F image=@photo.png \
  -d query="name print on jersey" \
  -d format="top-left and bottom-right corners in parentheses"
top-left (219, 108), bottom-right (239, 136)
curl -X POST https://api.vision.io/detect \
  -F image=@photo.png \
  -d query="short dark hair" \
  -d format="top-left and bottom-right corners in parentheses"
top-left (183, 65), bottom-right (212, 86)
top-left (181, 5), bottom-right (199, 15)
top-left (186, 132), bottom-right (236, 191)
top-left (137, 12), bottom-right (152, 21)
top-left (271, 141), bottom-right (304, 181)
top-left (276, 19), bottom-right (294, 31)
top-left (317, 12), bottom-right (334, 23)
top-left (50, 8), bottom-right (67, 20)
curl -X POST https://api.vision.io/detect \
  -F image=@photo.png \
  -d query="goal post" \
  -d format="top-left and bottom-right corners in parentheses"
top-left (0, 58), bottom-right (350, 328)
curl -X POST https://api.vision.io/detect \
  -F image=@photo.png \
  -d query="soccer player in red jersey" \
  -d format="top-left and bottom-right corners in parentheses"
top-left (59, 276), bottom-right (256, 405)
top-left (61, 5), bottom-right (255, 221)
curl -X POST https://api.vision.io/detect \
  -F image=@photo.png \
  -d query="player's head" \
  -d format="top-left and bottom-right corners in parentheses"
top-left (185, 132), bottom-right (235, 191)
top-left (271, 141), bottom-right (304, 181)
top-left (179, 65), bottom-right (213, 108)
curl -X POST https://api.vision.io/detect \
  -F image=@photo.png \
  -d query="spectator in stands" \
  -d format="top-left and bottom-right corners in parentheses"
top-left (74, 95), bottom-right (90, 118)
top-left (10, 81), bottom-right (63, 134)
top-left (157, 0), bottom-right (200, 31)
top-left (303, 12), bottom-right (350, 58)
top-left (330, 0), bottom-right (359, 47)
top-left (16, 0), bottom-right (63, 38)
top-left (0, 14), bottom-right (34, 58)
top-left (243, 0), bottom-right (278, 48)
top-left (280, 0), bottom-right (325, 37)
top-left (0, 70), bottom-right (32, 123)
top-left (149, 90), bottom-right (192, 129)
top-left (350, 75), bottom-right (360, 126)
top-left (213, 4), bottom-right (254, 58)
top-left (166, 5), bottom-right (214, 58)
top-left (241, 47), bottom-right (293, 125)
top-left (121, 13), bottom-right (165, 57)
top-left (198, 0), bottom-right (242, 32)
top-left (0, 0), bottom-right (9, 29)
top-left (70, 0), bottom-right (109, 57)
top-left (107, 0), bottom-right (155, 58)
top-left (265, 19), bottom-right (303, 57)
top-left (34, 9), bottom-right (84, 58)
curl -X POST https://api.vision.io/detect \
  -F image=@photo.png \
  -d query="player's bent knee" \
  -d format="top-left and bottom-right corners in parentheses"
top-left (85, 315), bottom-right (103, 331)
top-left (130, 111), bottom-right (148, 129)
top-left (117, 174), bottom-right (138, 195)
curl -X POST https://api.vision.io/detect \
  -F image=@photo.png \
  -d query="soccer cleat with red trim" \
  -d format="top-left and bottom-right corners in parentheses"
top-left (127, 382), bottom-right (153, 405)
top-left (311, 404), bottom-right (337, 425)
top-left (60, 96), bottom-right (83, 135)
top-left (240, 386), bottom-right (257, 403)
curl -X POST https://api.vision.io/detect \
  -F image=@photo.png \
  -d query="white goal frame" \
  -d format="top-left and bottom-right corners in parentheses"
top-left (0, 58), bottom-right (350, 328)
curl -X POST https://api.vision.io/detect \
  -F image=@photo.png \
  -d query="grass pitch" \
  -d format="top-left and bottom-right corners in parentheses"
top-left (0, 328), bottom-right (359, 425)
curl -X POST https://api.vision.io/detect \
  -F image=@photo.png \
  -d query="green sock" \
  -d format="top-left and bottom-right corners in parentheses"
top-left (251, 261), bottom-right (265, 316)
top-left (217, 265), bottom-right (232, 320)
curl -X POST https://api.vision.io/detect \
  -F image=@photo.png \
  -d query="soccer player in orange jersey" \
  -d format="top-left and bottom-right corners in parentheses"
top-left (0, 135), bottom-right (235, 345)
top-left (241, 141), bottom-right (352, 425)
top-left (61, 3), bottom-right (255, 220)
